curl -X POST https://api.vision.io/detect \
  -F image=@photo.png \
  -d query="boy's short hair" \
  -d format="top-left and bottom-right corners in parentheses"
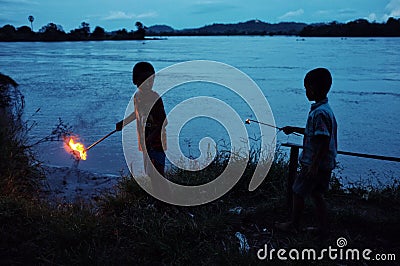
top-left (304, 68), bottom-right (332, 97)
top-left (132, 62), bottom-right (155, 85)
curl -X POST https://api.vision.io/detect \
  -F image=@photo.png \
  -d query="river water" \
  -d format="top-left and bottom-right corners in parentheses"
top-left (1, 36), bottom-right (399, 185)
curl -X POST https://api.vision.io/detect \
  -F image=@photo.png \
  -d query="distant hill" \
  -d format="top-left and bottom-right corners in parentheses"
top-left (147, 20), bottom-right (307, 36)
top-left (147, 25), bottom-right (175, 34)
top-left (146, 18), bottom-right (400, 37)
top-left (299, 18), bottom-right (400, 37)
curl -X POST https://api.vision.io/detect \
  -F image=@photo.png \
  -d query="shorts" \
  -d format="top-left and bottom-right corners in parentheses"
top-left (292, 166), bottom-right (331, 198)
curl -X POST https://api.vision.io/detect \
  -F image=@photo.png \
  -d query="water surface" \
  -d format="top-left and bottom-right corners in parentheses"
top-left (1, 36), bottom-right (399, 183)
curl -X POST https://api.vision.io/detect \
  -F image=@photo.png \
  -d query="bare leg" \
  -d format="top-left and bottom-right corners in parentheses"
top-left (151, 157), bottom-right (165, 176)
top-left (146, 151), bottom-right (172, 203)
top-left (275, 193), bottom-right (304, 232)
top-left (291, 193), bottom-right (305, 229)
top-left (311, 192), bottom-right (328, 236)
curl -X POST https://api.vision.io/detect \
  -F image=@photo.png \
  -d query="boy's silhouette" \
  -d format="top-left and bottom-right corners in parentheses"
top-left (116, 62), bottom-right (167, 177)
top-left (276, 68), bottom-right (338, 239)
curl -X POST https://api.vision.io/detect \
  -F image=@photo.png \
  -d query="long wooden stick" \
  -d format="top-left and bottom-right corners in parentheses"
top-left (282, 142), bottom-right (400, 163)
top-left (85, 129), bottom-right (117, 151)
top-left (245, 118), bottom-right (302, 136)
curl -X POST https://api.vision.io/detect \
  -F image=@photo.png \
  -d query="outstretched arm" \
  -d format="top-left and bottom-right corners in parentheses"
top-left (282, 126), bottom-right (305, 135)
top-left (116, 112), bottom-right (136, 131)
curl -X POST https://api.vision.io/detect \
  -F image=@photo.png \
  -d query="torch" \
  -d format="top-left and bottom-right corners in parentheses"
top-left (65, 129), bottom-right (118, 161)
top-left (245, 118), bottom-right (280, 129)
top-left (245, 118), bottom-right (301, 136)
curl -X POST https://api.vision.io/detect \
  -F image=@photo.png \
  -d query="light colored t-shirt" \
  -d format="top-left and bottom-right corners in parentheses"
top-left (299, 98), bottom-right (337, 170)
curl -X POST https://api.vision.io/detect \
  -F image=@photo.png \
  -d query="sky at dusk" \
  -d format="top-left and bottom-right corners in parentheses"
top-left (1, 0), bottom-right (400, 32)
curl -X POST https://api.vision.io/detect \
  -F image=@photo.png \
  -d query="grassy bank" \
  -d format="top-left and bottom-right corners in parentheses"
top-left (1, 153), bottom-right (399, 265)
top-left (1, 74), bottom-right (399, 265)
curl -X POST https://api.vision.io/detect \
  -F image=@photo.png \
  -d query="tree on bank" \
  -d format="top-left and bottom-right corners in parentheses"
top-left (299, 17), bottom-right (400, 37)
top-left (0, 20), bottom-right (146, 41)
top-left (69, 22), bottom-right (91, 40)
top-left (17, 26), bottom-right (34, 40)
top-left (38, 23), bottom-right (66, 41)
top-left (0, 25), bottom-right (17, 41)
top-left (134, 21), bottom-right (146, 39)
top-left (28, 15), bottom-right (34, 31)
top-left (92, 26), bottom-right (106, 39)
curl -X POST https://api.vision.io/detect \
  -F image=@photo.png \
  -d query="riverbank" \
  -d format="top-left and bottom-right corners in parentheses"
top-left (41, 165), bottom-right (120, 203)
top-left (1, 61), bottom-right (398, 265)
top-left (1, 163), bottom-right (399, 265)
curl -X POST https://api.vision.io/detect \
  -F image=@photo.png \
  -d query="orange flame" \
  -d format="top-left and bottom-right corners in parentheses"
top-left (65, 136), bottom-right (87, 160)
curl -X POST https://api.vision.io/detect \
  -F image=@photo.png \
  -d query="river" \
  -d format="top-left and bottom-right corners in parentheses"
top-left (1, 36), bottom-right (399, 185)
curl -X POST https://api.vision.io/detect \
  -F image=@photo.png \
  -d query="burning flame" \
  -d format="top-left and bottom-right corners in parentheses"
top-left (65, 136), bottom-right (87, 160)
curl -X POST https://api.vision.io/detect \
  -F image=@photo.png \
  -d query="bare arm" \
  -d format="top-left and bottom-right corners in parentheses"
top-left (124, 112), bottom-right (136, 125)
top-left (116, 112), bottom-right (136, 131)
top-left (282, 126), bottom-right (305, 135)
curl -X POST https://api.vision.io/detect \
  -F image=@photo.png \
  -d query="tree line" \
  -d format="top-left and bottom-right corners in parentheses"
top-left (299, 17), bottom-right (400, 37)
top-left (0, 20), bottom-right (146, 42)
top-left (147, 18), bottom-right (400, 37)
top-left (1, 17), bottom-right (400, 41)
